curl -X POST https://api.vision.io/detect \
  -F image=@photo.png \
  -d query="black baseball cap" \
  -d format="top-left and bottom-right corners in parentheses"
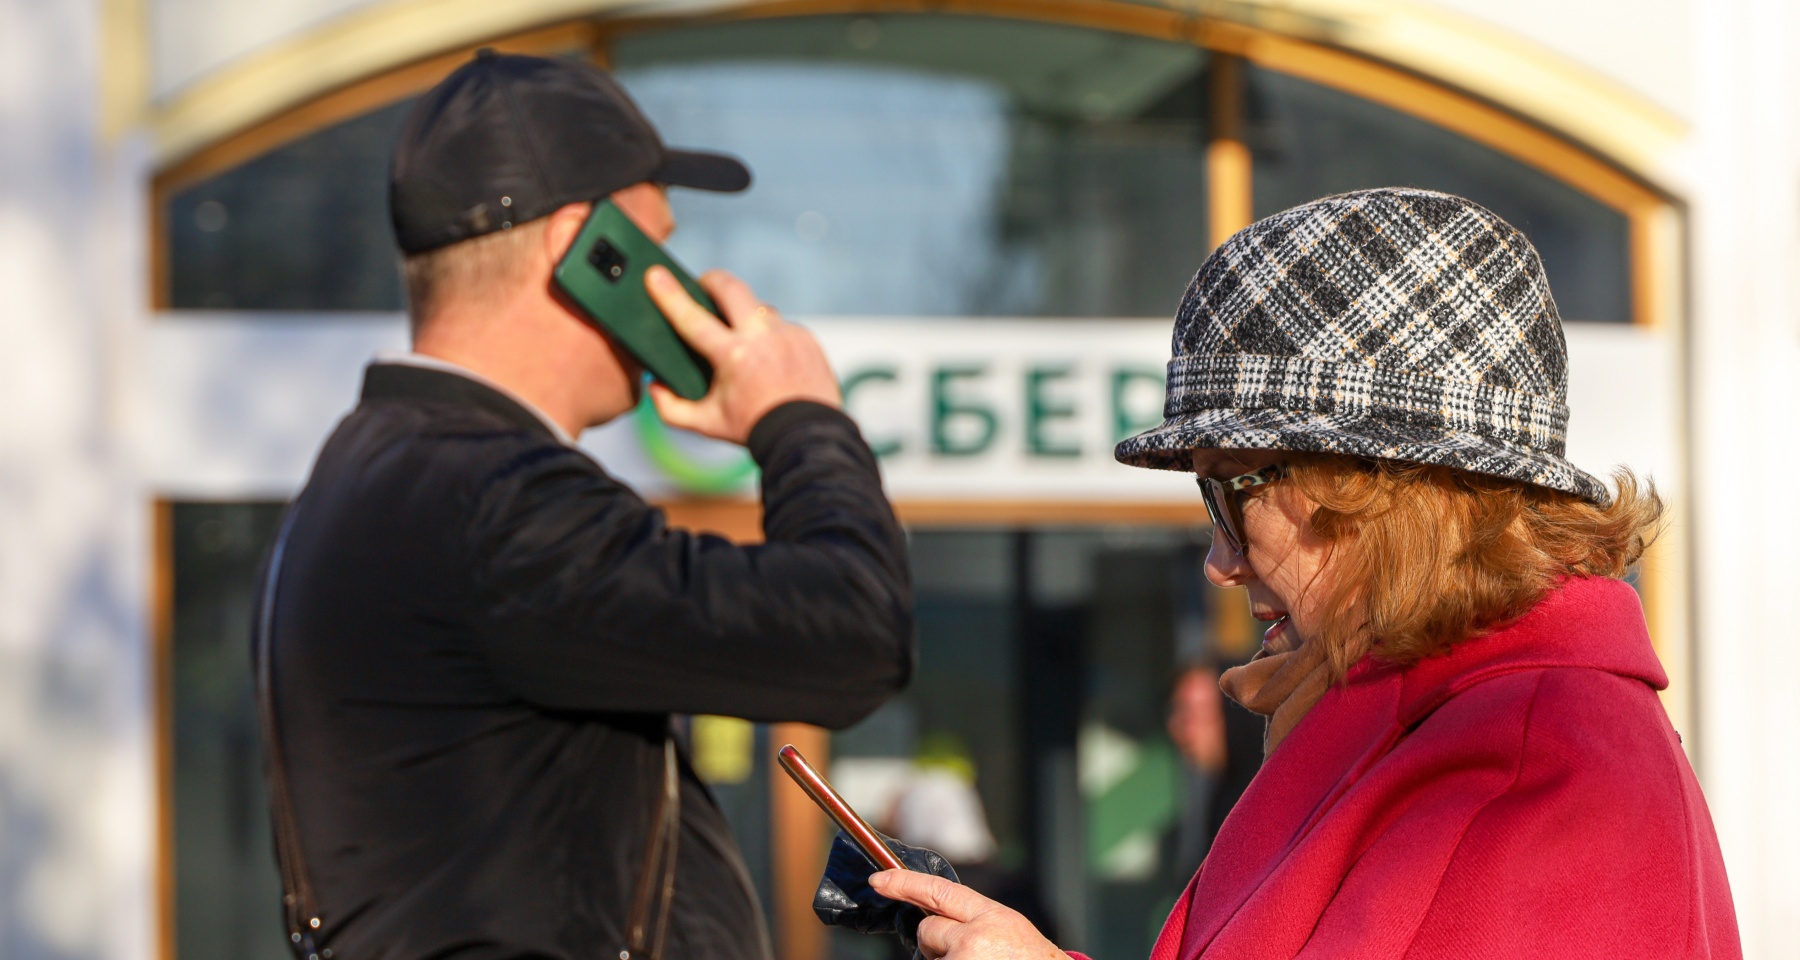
top-left (390, 49), bottom-right (751, 254)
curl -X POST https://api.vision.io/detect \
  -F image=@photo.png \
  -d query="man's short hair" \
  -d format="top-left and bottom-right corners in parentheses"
top-left (402, 218), bottom-right (548, 331)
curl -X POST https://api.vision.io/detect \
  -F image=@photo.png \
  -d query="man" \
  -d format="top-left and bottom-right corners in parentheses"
top-left (255, 50), bottom-right (914, 960)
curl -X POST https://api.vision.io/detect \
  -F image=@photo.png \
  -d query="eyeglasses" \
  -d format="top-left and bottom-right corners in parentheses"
top-left (1196, 463), bottom-right (1288, 558)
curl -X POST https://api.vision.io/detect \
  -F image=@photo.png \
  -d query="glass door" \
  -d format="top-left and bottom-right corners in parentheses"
top-left (827, 526), bottom-right (1262, 960)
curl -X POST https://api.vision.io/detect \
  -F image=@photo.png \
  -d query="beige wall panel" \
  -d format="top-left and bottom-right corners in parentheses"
top-left (152, 0), bottom-right (384, 96)
top-left (1426, 0), bottom-right (1696, 120)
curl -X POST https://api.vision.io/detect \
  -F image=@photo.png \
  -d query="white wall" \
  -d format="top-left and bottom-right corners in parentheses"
top-left (1684, 0), bottom-right (1800, 953)
top-left (1429, 0), bottom-right (1696, 120)
top-left (142, 0), bottom-right (1709, 120)
top-left (151, 0), bottom-right (383, 97)
top-left (0, 0), bottom-right (153, 958)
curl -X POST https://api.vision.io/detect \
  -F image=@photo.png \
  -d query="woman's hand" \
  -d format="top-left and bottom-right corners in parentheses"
top-left (869, 870), bottom-right (1068, 960)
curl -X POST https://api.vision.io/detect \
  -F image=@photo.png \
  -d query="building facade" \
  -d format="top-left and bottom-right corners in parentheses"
top-left (1, 0), bottom-right (1797, 958)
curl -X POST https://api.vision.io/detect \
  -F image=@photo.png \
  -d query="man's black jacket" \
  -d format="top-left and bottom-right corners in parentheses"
top-left (262, 363), bottom-right (914, 960)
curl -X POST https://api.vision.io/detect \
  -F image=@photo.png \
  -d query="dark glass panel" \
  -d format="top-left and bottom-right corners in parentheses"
top-left (167, 102), bottom-right (413, 311)
top-left (830, 527), bottom-right (1255, 960)
top-left (1246, 65), bottom-right (1632, 323)
top-left (614, 16), bottom-right (1213, 317)
top-left (171, 502), bottom-right (288, 960)
top-left (687, 717), bottom-right (778, 935)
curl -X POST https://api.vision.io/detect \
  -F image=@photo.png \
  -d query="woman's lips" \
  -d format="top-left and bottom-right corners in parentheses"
top-left (1262, 614), bottom-right (1293, 654)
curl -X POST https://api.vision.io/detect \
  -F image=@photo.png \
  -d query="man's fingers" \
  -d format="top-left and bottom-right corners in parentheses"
top-left (647, 381), bottom-right (706, 430)
top-left (869, 870), bottom-right (988, 923)
top-left (699, 269), bottom-right (773, 332)
top-left (645, 266), bottom-right (731, 357)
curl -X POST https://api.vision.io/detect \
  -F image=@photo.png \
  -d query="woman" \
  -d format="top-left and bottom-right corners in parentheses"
top-left (859, 189), bottom-right (1740, 958)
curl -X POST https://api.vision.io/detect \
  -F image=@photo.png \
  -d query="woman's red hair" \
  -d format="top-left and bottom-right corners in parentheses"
top-left (1280, 456), bottom-right (1664, 678)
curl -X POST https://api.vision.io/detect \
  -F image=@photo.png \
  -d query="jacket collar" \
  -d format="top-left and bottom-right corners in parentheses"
top-left (360, 362), bottom-right (561, 443)
top-left (1391, 576), bottom-right (1666, 728)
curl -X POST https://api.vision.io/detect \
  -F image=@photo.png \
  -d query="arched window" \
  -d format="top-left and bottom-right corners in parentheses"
top-left (155, 11), bottom-right (1667, 326)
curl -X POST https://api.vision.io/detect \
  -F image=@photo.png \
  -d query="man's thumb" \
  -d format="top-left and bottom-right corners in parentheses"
top-left (648, 382), bottom-right (705, 430)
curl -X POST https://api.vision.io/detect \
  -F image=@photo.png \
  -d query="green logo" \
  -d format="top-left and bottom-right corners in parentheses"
top-left (632, 394), bottom-right (758, 495)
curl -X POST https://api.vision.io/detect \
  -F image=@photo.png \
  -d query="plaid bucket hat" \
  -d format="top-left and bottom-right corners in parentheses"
top-left (1114, 187), bottom-right (1608, 504)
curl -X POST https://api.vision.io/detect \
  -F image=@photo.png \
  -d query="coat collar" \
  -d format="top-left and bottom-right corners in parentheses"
top-left (1392, 575), bottom-right (1666, 729)
top-left (1173, 576), bottom-right (1664, 957)
top-left (360, 361), bottom-right (562, 443)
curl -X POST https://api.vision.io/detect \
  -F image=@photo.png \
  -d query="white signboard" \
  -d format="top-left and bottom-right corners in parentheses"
top-left (138, 314), bottom-right (1673, 504)
top-left (824, 319), bottom-right (1182, 496)
top-left (604, 318), bottom-right (1193, 499)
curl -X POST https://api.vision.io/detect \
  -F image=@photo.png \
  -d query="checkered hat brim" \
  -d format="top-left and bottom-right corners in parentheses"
top-left (1119, 407), bottom-right (1608, 503)
top-left (1115, 187), bottom-right (1609, 504)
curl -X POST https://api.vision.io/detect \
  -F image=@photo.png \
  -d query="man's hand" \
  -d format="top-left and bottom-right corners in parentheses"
top-left (869, 870), bottom-right (1068, 960)
top-left (644, 265), bottom-right (840, 445)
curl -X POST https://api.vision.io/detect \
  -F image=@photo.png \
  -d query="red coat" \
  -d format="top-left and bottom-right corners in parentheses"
top-left (1145, 576), bottom-right (1739, 959)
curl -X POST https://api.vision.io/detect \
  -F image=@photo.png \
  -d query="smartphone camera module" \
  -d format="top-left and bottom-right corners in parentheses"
top-left (588, 239), bottom-right (628, 283)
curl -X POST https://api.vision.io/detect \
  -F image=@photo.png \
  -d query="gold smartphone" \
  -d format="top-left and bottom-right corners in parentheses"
top-left (775, 744), bottom-right (908, 872)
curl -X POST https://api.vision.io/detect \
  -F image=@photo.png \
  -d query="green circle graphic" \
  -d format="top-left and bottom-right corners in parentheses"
top-left (632, 394), bottom-right (758, 495)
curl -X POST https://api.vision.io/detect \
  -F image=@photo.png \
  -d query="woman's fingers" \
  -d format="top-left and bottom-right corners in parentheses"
top-left (644, 265), bottom-right (732, 357)
top-left (868, 870), bottom-right (988, 922)
top-left (914, 914), bottom-right (960, 960)
top-left (872, 871), bottom-right (1065, 960)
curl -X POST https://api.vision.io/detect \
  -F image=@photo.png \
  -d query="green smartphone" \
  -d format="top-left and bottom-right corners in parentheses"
top-left (552, 199), bottom-right (715, 400)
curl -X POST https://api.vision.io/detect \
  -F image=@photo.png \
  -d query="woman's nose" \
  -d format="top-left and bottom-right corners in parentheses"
top-left (1204, 530), bottom-right (1253, 587)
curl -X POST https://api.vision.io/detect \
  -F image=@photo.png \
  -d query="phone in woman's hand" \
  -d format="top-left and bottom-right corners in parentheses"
top-left (776, 744), bottom-right (908, 872)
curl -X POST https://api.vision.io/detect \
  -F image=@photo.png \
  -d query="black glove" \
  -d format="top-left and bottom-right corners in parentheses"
top-left (813, 830), bottom-right (959, 954)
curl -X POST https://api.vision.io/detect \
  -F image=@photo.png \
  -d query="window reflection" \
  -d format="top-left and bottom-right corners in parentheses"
top-left (614, 16), bottom-right (1212, 318)
top-left (168, 101), bottom-right (414, 311)
top-left (159, 20), bottom-right (1638, 325)
top-left (1246, 66), bottom-right (1633, 323)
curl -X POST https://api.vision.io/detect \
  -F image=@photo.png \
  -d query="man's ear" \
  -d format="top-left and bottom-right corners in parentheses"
top-left (542, 201), bottom-right (593, 266)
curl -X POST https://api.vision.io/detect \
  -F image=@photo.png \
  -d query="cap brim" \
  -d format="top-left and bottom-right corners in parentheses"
top-left (656, 148), bottom-right (752, 193)
top-left (1114, 406), bottom-right (1611, 505)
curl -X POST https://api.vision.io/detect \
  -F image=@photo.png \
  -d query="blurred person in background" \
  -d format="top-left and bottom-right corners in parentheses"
top-left (834, 188), bottom-right (1739, 959)
top-left (1165, 660), bottom-right (1259, 878)
top-left (253, 51), bottom-right (913, 960)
